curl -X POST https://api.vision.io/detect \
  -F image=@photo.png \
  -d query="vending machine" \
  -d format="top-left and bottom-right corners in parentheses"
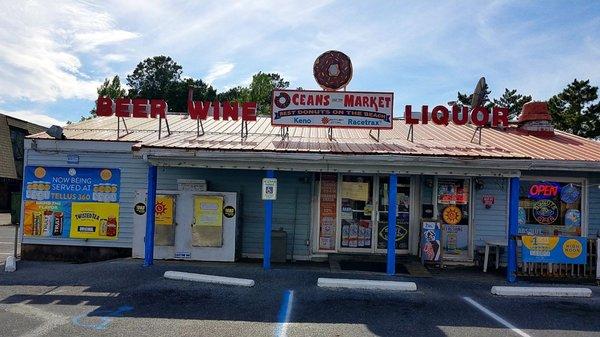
top-left (133, 190), bottom-right (240, 262)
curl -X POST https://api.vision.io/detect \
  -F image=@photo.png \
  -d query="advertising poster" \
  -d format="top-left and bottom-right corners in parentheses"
top-left (192, 195), bottom-right (224, 247)
top-left (155, 195), bottom-right (175, 225)
top-left (341, 182), bottom-right (369, 201)
top-left (319, 174), bottom-right (337, 250)
top-left (271, 89), bottom-right (393, 129)
top-left (70, 202), bottom-right (120, 239)
top-left (521, 235), bottom-right (587, 264)
top-left (421, 221), bottom-right (441, 262)
top-left (443, 224), bottom-right (469, 255)
top-left (23, 166), bottom-right (121, 240)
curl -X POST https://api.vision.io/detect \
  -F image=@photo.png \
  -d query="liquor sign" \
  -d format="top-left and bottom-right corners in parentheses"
top-left (404, 105), bottom-right (509, 127)
top-left (522, 235), bottom-right (587, 264)
top-left (271, 89), bottom-right (393, 129)
top-left (22, 166), bottom-right (121, 240)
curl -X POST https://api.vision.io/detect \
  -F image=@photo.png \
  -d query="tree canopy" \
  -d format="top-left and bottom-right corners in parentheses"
top-left (548, 79), bottom-right (600, 138)
top-left (493, 89), bottom-right (532, 120)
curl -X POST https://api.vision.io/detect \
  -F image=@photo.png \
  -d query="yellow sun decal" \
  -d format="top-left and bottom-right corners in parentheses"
top-left (155, 201), bottom-right (167, 215)
top-left (100, 169), bottom-right (112, 181)
top-left (34, 167), bottom-right (46, 179)
top-left (442, 205), bottom-right (462, 225)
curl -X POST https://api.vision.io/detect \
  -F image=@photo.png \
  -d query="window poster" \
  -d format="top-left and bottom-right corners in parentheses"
top-left (518, 181), bottom-right (582, 237)
top-left (319, 173), bottom-right (337, 250)
top-left (22, 166), bottom-right (121, 240)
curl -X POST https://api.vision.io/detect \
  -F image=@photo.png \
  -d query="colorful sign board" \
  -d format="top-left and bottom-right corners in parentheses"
top-left (271, 89), bottom-right (393, 129)
top-left (528, 182), bottom-right (560, 200)
top-left (318, 173), bottom-right (337, 251)
top-left (421, 221), bottom-right (441, 262)
top-left (70, 202), bottom-right (119, 239)
top-left (522, 236), bottom-right (587, 264)
top-left (22, 166), bottom-right (121, 240)
top-left (155, 195), bottom-right (175, 225)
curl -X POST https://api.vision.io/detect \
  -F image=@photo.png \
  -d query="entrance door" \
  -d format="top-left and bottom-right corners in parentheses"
top-left (376, 176), bottom-right (411, 253)
top-left (338, 175), bottom-right (374, 251)
top-left (436, 178), bottom-right (472, 260)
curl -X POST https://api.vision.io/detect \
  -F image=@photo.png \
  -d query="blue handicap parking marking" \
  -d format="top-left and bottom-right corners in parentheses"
top-left (72, 305), bottom-right (134, 330)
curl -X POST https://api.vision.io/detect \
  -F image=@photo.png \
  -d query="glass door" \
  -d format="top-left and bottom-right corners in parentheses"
top-left (436, 178), bottom-right (471, 260)
top-left (376, 176), bottom-right (411, 253)
top-left (339, 175), bottom-right (374, 251)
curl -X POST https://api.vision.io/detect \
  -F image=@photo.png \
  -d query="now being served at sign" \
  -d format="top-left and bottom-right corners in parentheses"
top-left (271, 89), bottom-right (393, 129)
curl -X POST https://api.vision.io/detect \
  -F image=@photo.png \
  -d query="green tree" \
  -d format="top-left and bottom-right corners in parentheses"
top-left (126, 56), bottom-right (183, 111)
top-left (169, 78), bottom-right (217, 113)
top-left (548, 79), bottom-right (600, 138)
top-left (217, 86), bottom-right (250, 102)
top-left (493, 89), bottom-right (532, 120)
top-left (83, 75), bottom-right (127, 121)
top-left (248, 72), bottom-right (290, 115)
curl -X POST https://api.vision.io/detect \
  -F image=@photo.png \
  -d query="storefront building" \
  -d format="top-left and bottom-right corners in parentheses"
top-left (18, 102), bottom-right (600, 276)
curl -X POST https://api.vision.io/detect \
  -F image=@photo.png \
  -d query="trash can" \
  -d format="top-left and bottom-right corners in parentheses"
top-left (271, 228), bottom-right (287, 263)
top-left (10, 192), bottom-right (21, 225)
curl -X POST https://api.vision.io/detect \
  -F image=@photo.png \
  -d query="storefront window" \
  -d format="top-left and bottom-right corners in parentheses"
top-left (377, 177), bottom-right (410, 250)
top-left (340, 175), bottom-right (373, 249)
top-left (437, 178), bottom-right (470, 258)
top-left (518, 180), bottom-right (582, 237)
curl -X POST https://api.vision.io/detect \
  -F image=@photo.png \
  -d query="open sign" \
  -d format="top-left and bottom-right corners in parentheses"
top-left (528, 182), bottom-right (560, 199)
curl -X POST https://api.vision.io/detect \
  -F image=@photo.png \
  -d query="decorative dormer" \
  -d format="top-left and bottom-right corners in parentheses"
top-left (517, 101), bottom-right (555, 137)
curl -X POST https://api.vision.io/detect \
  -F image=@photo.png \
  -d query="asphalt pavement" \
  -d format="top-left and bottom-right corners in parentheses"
top-left (1, 257), bottom-right (599, 337)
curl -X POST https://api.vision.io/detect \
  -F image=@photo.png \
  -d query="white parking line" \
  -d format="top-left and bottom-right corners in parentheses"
top-left (463, 296), bottom-right (531, 337)
top-left (275, 290), bottom-right (294, 337)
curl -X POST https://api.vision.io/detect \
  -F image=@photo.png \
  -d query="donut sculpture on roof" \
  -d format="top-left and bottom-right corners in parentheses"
top-left (313, 50), bottom-right (353, 91)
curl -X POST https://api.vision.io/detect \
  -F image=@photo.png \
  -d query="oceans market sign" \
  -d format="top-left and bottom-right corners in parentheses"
top-left (271, 89), bottom-right (394, 129)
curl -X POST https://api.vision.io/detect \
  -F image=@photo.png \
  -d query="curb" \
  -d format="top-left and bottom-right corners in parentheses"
top-left (164, 271), bottom-right (255, 287)
top-left (317, 277), bottom-right (417, 291)
top-left (491, 286), bottom-right (592, 297)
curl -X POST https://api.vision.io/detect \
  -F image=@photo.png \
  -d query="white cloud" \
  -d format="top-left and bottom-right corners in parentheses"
top-left (0, 109), bottom-right (66, 127)
top-left (0, 0), bottom-right (139, 102)
top-left (204, 62), bottom-right (235, 84)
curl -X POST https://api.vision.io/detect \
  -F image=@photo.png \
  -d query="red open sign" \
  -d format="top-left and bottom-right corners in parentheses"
top-left (529, 183), bottom-right (558, 198)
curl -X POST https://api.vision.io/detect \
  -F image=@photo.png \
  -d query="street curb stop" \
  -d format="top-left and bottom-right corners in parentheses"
top-left (4, 256), bottom-right (16, 272)
top-left (491, 286), bottom-right (592, 297)
top-left (164, 271), bottom-right (255, 287)
top-left (317, 277), bottom-right (417, 291)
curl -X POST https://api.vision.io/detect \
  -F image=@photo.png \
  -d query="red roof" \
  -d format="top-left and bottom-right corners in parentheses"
top-left (29, 116), bottom-right (600, 162)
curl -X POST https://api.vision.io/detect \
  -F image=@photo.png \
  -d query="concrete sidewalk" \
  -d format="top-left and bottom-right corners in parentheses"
top-left (0, 213), bottom-right (12, 226)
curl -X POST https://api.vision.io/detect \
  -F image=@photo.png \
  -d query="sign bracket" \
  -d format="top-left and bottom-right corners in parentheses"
top-left (369, 129), bottom-right (380, 142)
top-left (240, 121), bottom-right (249, 139)
top-left (407, 124), bottom-right (414, 142)
top-left (158, 115), bottom-right (172, 140)
top-left (196, 119), bottom-right (205, 137)
top-left (470, 126), bottom-right (482, 145)
top-left (327, 127), bottom-right (333, 141)
top-left (280, 126), bottom-right (289, 140)
top-left (117, 117), bottom-right (131, 139)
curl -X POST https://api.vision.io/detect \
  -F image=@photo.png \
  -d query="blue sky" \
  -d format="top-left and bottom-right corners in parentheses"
top-left (0, 0), bottom-right (599, 126)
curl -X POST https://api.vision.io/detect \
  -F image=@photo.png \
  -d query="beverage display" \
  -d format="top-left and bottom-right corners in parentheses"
top-left (33, 211), bottom-right (43, 236)
top-left (99, 219), bottom-right (108, 236)
top-left (106, 217), bottom-right (117, 237)
top-left (43, 210), bottom-right (53, 236)
top-left (52, 212), bottom-right (63, 236)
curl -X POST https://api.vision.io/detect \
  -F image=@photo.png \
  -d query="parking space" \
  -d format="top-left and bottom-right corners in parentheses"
top-left (1, 259), bottom-right (599, 337)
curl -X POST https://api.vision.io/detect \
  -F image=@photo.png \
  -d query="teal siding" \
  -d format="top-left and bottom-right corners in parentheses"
top-left (157, 167), bottom-right (312, 259)
top-left (473, 177), bottom-right (509, 247)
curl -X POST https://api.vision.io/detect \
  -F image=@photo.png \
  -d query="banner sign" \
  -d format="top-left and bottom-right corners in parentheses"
top-left (271, 89), bottom-right (393, 129)
top-left (521, 236), bottom-right (587, 264)
top-left (155, 195), bottom-right (175, 225)
top-left (421, 221), bottom-right (441, 262)
top-left (23, 166), bottom-right (121, 240)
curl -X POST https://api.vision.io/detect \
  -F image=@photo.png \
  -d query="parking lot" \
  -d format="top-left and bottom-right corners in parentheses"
top-left (1, 256), bottom-right (599, 337)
